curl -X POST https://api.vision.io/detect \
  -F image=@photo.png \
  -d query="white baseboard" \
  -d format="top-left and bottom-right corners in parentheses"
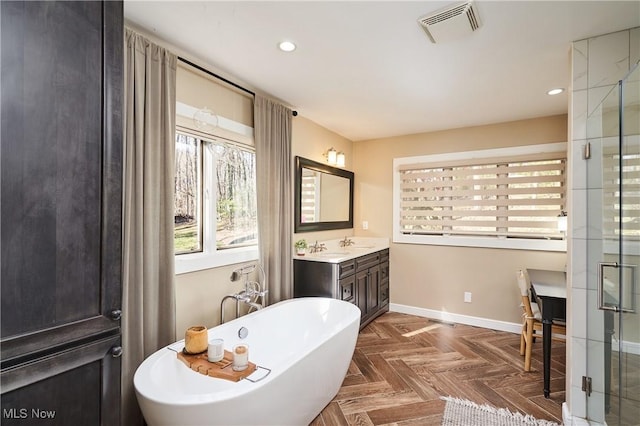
top-left (614, 338), bottom-right (640, 356)
top-left (389, 303), bottom-right (522, 334)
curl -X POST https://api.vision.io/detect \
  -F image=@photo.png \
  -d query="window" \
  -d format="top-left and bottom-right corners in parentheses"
top-left (393, 143), bottom-right (567, 251)
top-left (175, 133), bottom-right (202, 253)
top-left (174, 61), bottom-right (257, 274)
top-left (174, 129), bottom-right (258, 273)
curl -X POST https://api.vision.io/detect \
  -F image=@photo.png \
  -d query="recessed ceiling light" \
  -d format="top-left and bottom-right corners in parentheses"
top-left (547, 88), bottom-right (564, 96)
top-left (278, 41), bottom-right (296, 52)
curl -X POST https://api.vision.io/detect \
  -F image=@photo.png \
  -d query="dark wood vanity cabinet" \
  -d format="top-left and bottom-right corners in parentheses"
top-left (1, 1), bottom-right (123, 423)
top-left (294, 249), bottom-right (389, 329)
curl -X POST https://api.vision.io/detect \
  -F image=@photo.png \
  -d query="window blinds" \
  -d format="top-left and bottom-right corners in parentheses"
top-left (300, 171), bottom-right (319, 223)
top-left (398, 151), bottom-right (566, 240)
top-left (176, 62), bottom-right (254, 147)
top-left (603, 144), bottom-right (640, 240)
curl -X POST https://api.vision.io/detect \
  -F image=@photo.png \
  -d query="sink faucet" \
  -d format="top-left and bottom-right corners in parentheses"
top-left (309, 241), bottom-right (327, 253)
top-left (339, 236), bottom-right (355, 247)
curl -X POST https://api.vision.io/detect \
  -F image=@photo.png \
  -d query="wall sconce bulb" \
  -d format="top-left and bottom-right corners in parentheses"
top-left (322, 147), bottom-right (338, 165)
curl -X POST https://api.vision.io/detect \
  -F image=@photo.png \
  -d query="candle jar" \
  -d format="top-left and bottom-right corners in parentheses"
top-left (207, 338), bottom-right (224, 362)
top-left (232, 344), bottom-right (249, 371)
top-left (184, 326), bottom-right (208, 354)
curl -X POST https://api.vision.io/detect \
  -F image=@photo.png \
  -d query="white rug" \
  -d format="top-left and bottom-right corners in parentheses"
top-left (440, 396), bottom-right (561, 426)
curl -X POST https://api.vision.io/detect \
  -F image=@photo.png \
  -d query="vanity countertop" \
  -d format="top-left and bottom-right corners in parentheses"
top-left (293, 237), bottom-right (389, 264)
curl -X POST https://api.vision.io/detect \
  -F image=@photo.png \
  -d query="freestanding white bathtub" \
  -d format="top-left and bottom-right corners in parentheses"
top-left (134, 297), bottom-right (361, 426)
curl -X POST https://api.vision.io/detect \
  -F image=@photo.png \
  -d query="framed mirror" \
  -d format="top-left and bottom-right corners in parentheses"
top-left (294, 156), bottom-right (354, 233)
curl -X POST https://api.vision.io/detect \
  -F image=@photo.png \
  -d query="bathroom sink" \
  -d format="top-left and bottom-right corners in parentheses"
top-left (312, 251), bottom-right (350, 257)
top-left (296, 238), bottom-right (389, 263)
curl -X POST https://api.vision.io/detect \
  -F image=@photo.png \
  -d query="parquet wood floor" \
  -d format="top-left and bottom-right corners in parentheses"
top-left (311, 312), bottom-right (566, 425)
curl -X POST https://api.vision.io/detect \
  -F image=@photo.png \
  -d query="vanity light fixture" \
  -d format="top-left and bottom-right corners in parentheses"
top-left (547, 88), bottom-right (565, 96)
top-left (323, 148), bottom-right (346, 167)
top-left (278, 41), bottom-right (296, 52)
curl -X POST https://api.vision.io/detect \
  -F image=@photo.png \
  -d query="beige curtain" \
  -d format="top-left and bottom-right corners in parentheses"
top-left (254, 96), bottom-right (293, 304)
top-left (122, 29), bottom-right (177, 426)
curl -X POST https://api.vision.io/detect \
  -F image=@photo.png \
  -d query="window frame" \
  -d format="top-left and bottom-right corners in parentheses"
top-left (175, 128), bottom-right (258, 275)
top-left (393, 142), bottom-right (567, 252)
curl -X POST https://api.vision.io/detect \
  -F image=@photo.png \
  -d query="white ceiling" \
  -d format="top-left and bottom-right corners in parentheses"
top-left (124, 1), bottom-right (640, 141)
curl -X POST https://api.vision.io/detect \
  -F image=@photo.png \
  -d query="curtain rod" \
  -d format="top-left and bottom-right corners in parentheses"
top-left (178, 56), bottom-right (298, 116)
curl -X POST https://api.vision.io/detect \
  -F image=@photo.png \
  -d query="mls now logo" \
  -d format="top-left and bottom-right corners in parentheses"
top-left (3, 408), bottom-right (56, 419)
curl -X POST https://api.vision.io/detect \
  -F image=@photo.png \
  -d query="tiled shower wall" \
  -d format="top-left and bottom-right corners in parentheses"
top-left (569, 27), bottom-right (639, 423)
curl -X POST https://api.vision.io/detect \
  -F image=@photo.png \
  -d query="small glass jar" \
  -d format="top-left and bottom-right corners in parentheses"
top-left (207, 338), bottom-right (224, 362)
top-left (232, 344), bottom-right (249, 371)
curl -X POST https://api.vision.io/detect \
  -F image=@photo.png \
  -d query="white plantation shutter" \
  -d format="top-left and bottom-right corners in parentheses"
top-left (398, 151), bottom-right (566, 240)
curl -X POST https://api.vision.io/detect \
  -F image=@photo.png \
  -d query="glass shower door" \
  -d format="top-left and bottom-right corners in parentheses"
top-left (614, 63), bottom-right (639, 426)
top-left (585, 63), bottom-right (639, 425)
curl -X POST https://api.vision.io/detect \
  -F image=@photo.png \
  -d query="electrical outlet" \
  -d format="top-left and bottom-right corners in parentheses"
top-left (362, 221), bottom-right (369, 230)
top-left (464, 292), bottom-right (472, 303)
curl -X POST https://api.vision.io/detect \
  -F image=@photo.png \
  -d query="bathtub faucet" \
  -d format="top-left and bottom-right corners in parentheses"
top-left (243, 300), bottom-right (263, 312)
top-left (220, 263), bottom-right (268, 324)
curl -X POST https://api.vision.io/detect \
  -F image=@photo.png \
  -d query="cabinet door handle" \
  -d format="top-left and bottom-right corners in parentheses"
top-left (109, 309), bottom-right (122, 321)
top-left (111, 346), bottom-right (123, 358)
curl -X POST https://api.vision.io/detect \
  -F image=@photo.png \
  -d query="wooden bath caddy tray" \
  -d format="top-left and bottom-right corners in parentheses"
top-left (177, 349), bottom-right (257, 382)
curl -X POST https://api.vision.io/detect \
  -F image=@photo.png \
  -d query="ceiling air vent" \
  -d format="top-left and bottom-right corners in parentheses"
top-left (418, 1), bottom-right (481, 43)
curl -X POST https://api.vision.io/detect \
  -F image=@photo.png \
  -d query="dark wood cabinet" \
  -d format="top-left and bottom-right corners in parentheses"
top-left (294, 249), bottom-right (389, 329)
top-left (1, 1), bottom-right (123, 423)
top-left (356, 252), bottom-right (382, 320)
top-left (1, 335), bottom-right (121, 426)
